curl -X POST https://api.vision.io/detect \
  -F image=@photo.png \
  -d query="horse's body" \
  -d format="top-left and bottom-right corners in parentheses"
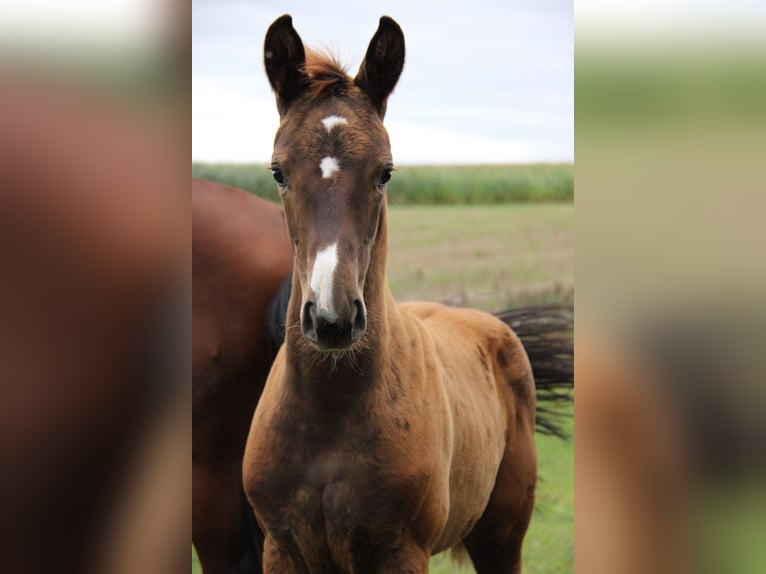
top-left (243, 16), bottom-right (537, 573)
top-left (193, 178), bottom-right (292, 573)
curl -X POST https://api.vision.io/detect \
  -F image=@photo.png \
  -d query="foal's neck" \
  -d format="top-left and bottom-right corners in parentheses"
top-left (284, 205), bottom-right (397, 396)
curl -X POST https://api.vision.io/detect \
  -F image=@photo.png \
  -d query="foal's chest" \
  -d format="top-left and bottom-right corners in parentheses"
top-left (258, 450), bottom-right (417, 564)
top-left (251, 409), bottom-right (433, 568)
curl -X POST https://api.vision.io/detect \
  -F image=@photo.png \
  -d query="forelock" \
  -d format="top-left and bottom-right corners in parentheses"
top-left (301, 49), bottom-right (357, 100)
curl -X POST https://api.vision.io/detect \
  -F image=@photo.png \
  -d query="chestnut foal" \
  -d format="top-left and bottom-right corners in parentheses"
top-left (244, 15), bottom-right (537, 574)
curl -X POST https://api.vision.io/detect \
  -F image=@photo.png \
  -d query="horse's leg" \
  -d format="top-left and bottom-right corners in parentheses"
top-left (193, 463), bottom-right (263, 573)
top-left (463, 411), bottom-right (537, 574)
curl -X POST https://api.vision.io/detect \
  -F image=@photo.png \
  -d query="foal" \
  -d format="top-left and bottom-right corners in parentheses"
top-left (244, 15), bottom-right (537, 574)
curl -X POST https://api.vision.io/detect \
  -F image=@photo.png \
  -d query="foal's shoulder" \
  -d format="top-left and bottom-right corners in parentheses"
top-left (398, 302), bottom-right (533, 397)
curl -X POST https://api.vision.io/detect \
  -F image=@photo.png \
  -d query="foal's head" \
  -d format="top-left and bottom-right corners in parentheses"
top-left (264, 15), bottom-right (405, 352)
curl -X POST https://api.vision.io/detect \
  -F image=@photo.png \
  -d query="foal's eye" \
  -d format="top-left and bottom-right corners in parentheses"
top-left (272, 168), bottom-right (285, 185)
top-left (378, 168), bottom-right (393, 187)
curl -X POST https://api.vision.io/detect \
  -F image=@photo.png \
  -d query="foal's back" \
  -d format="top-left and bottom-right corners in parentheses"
top-left (399, 301), bottom-right (538, 565)
top-left (400, 301), bottom-right (535, 426)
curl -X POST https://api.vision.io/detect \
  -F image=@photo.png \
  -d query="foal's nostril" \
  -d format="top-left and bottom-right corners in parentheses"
top-left (351, 299), bottom-right (367, 342)
top-left (301, 301), bottom-right (318, 342)
top-left (303, 298), bottom-right (365, 349)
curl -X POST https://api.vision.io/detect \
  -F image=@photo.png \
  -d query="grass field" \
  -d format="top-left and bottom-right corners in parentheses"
top-left (387, 204), bottom-right (573, 310)
top-left (192, 163), bottom-right (573, 205)
top-left (192, 203), bottom-right (573, 573)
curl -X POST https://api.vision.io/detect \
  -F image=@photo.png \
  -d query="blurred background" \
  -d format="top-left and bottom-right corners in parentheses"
top-left (576, 1), bottom-right (766, 573)
top-left (0, 1), bottom-right (188, 573)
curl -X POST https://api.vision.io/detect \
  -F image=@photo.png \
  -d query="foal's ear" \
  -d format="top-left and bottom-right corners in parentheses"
top-left (264, 14), bottom-right (308, 115)
top-left (354, 16), bottom-right (405, 118)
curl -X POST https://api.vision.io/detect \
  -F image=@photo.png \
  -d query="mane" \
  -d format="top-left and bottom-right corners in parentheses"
top-left (302, 49), bottom-right (355, 100)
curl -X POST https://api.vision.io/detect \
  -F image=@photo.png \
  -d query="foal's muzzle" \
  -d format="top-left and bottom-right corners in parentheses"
top-left (301, 298), bottom-right (366, 351)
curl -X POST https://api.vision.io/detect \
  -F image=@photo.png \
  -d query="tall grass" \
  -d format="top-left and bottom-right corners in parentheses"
top-left (192, 163), bottom-right (573, 205)
top-left (387, 164), bottom-right (573, 204)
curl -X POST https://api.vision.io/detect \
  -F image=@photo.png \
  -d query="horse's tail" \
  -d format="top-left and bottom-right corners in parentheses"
top-left (494, 304), bottom-right (573, 439)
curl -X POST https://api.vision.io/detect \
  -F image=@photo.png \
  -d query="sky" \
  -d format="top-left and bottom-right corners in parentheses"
top-left (192, 0), bottom-right (573, 164)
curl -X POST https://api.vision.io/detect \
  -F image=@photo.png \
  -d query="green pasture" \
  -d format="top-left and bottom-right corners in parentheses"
top-left (387, 204), bottom-right (573, 310)
top-left (192, 200), bottom-right (573, 573)
top-left (192, 163), bottom-right (573, 205)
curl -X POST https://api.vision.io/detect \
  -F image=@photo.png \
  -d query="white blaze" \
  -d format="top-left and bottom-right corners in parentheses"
top-left (320, 156), bottom-right (339, 179)
top-left (321, 115), bottom-right (348, 132)
top-left (310, 243), bottom-right (338, 320)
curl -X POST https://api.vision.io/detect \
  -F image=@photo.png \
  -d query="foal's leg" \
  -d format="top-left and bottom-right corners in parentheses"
top-left (261, 537), bottom-right (306, 574)
top-left (360, 544), bottom-right (430, 574)
top-left (464, 399), bottom-right (537, 574)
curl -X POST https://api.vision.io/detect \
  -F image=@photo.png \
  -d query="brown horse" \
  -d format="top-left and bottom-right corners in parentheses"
top-left (193, 178), bottom-right (292, 573)
top-left (243, 16), bottom-right (540, 573)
